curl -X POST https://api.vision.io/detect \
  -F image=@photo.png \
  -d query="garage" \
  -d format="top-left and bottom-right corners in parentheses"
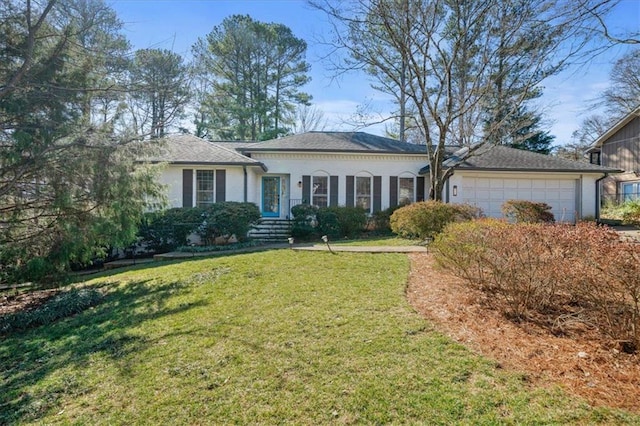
top-left (436, 145), bottom-right (620, 222)
top-left (460, 176), bottom-right (578, 222)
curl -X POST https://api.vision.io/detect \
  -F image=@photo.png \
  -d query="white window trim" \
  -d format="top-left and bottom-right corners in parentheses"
top-left (312, 175), bottom-right (329, 208)
top-left (355, 175), bottom-right (372, 213)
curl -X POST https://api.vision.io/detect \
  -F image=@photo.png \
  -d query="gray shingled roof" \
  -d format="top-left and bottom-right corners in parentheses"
top-left (142, 134), bottom-right (266, 169)
top-left (419, 145), bottom-right (622, 174)
top-left (239, 131), bottom-right (428, 154)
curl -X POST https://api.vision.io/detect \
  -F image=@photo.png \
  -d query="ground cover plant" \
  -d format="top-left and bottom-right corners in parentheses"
top-left (1, 250), bottom-right (636, 424)
top-left (601, 199), bottom-right (640, 225)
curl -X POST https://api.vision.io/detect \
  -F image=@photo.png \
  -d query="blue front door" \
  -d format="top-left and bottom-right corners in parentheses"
top-left (262, 176), bottom-right (281, 217)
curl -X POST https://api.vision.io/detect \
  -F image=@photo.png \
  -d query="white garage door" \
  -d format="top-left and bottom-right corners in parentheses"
top-left (461, 177), bottom-right (577, 222)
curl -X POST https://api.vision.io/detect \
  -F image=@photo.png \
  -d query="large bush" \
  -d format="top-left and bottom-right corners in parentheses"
top-left (197, 202), bottom-right (261, 245)
top-left (501, 200), bottom-right (555, 223)
top-left (290, 204), bottom-right (368, 240)
top-left (390, 201), bottom-right (483, 240)
top-left (370, 205), bottom-right (404, 235)
top-left (432, 220), bottom-right (640, 352)
top-left (316, 206), bottom-right (368, 239)
top-left (138, 202), bottom-right (260, 250)
top-left (290, 204), bottom-right (319, 239)
top-left (138, 207), bottom-right (205, 252)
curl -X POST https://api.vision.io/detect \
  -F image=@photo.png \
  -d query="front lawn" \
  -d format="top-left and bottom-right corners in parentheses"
top-left (1, 250), bottom-right (636, 424)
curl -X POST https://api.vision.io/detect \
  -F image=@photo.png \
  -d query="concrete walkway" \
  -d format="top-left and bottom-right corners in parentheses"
top-left (149, 243), bottom-right (427, 262)
top-left (292, 244), bottom-right (427, 252)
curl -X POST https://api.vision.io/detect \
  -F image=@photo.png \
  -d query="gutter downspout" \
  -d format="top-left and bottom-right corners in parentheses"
top-left (595, 174), bottom-right (608, 221)
top-left (243, 166), bottom-right (248, 202)
top-left (445, 177), bottom-right (450, 203)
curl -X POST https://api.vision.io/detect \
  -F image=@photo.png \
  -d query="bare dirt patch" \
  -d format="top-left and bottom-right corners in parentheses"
top-left (407, 252), bottom-right (640, 413)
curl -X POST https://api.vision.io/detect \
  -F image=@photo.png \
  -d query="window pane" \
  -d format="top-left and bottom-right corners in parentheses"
top-left (623, 183), bottom-right (640, 202)
top-left (399, 177), bottom-right (414, 205)
top-left (196, 170), bottom-right (214, 207)
top-left (312, 176), bottom-right (328, 207)
top-left (356, 176), bottom-right (371, 211)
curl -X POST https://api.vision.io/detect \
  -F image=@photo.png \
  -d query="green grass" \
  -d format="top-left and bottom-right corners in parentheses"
top-left (1, 250), bottom-right (637, 424)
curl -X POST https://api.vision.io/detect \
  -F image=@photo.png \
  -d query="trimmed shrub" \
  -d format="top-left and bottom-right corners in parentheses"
top-left (431, 218), bottom-right (508, 289)
top-left (501, 200), bottom-right (555, 223)
top-left (197, 202), bottom-right (261, 245)
top-left (317, 206), bottom-right (368, 239)
top-left (138, 207), bottom-right (205, 252)
top-left (290, 205), bottom-right (368, 240)
top-left (370, 204), bottom-right (404, 234)
top-left (0, 288), bottom-right (103, 335)
top-left (432, 220), bottom-right (640, 352)
top-left (138, 203), bottom-right (260, 250)
top-left (290, 204), bottom-right (319, 239)
top-left (390, 200), bottom-right (483, 240)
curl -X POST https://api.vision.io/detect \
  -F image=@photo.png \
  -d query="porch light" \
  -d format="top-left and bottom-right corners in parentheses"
top-left (297, 181), bottom-right (302, 188)
top-left (452, 185), bottom-right (458, 196)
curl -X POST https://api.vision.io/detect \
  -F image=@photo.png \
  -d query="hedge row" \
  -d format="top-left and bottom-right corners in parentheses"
top-left (137, 202), bottom-right (260, 252)
top-left (290, 205), bottom-right (369, 240)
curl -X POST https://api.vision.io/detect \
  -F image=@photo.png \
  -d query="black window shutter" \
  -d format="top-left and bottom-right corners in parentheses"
top-left (302, 175), bottom-right (311, 204)
top-left (346, 176), bottom-right (354, 207)
top-left (389, 176), bottom-right (398, 207)
top-left (215, 170), bottom-right (226, 202)
top-left (417, 176), bottom-right (426, 201)
top-left (373, 176), bottom-right (382, 212)
top-left (182, 169), bottom-right (193, 208)
top-left (329, 176), bottom-right (339, 206)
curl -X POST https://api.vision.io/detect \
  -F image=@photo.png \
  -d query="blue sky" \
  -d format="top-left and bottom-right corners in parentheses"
top-left (110, 0), bottom-right (640, 145)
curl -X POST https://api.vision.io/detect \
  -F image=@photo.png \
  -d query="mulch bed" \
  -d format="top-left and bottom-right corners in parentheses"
top-left (0, 289), bottom-right (60, 316)
top-left (407, 252), bottom-right (640, 413)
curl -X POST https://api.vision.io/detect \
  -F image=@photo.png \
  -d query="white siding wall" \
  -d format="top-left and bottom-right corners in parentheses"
top-left (155, 158), bottom-right (603, 222)
top-left (158, 164), bottom-right (250, 208)
top-left (249, 152), bottom-right (429, 215)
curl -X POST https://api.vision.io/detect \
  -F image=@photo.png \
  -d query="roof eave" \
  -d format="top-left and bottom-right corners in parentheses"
top-left (454, 166), bottom-right (623, 174)
top-left (140, 160), bottom-right (267, 171)
top-left (240, 148), bottom-right (428, 155)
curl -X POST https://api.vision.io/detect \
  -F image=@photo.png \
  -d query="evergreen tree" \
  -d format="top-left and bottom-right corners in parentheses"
top-left (128, 48), bottom-right (190, 139)
top-left (0, 0), bottom-right (163, 283)
top-left (192, 15), bottom-right (311, 141)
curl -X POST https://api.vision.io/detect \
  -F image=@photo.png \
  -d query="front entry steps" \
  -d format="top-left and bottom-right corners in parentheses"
top-left (248, 219), bottom-right (292, 243)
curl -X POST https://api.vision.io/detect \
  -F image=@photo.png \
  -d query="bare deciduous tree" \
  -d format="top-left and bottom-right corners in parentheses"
top-left (312, 0), bottom-right (612, 200)
top-left (288, 105), bottom-right (329, 134)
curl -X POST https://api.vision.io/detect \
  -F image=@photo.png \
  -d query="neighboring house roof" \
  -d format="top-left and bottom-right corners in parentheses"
top-left (141, 134), bottom-right (267, 170)
top-left (238, 131), bottom-right (428, 154)
top-left (212, 141), bottom-right (261, 151)
top-left (587, 106), bottom-right (640, 152)
top-left (419, 145), bottom-right (622, 175)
